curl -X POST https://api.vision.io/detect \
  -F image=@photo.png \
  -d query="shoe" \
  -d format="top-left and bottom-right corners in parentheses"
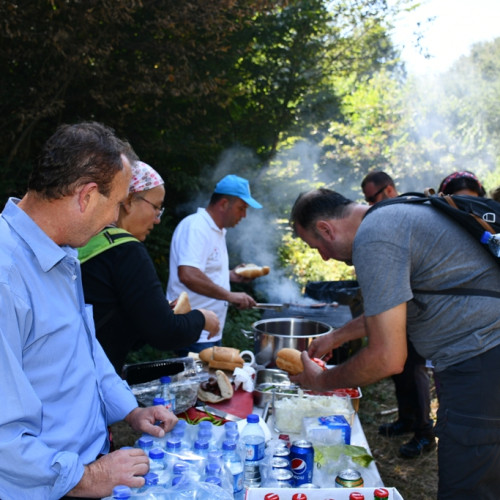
top-left (399, 435), bottom-right (436, 458)
top-left (378, 420), bottom-right (414, 437)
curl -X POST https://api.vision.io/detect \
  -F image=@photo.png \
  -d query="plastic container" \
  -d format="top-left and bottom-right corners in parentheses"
top-left (303, 414), bottom-right (351, 445)
top-left (273, 389), bottom-right (355, 434)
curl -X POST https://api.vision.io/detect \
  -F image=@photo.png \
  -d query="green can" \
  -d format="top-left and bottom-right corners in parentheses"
top-left (334, 468), bottom-right (364, 488)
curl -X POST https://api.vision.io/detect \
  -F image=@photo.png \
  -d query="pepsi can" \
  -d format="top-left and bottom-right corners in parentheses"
top-left (290, 439), bottom-right (314, 486)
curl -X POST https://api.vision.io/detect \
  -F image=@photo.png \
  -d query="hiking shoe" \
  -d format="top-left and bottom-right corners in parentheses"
top-left (399, 435), bottom-right (436, 458)
top-left (378, 420), bottom-right (414, 437)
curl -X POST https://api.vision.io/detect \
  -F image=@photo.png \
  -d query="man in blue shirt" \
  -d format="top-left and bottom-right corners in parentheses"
top-left (0, 122), bottom-right (177, 499)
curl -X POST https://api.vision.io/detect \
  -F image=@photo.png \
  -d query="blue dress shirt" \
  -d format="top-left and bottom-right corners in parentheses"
top-left (0, 199), bottom-right (138, 500)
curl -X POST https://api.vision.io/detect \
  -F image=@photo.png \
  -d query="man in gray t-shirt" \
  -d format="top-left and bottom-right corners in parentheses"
top-left (289, 188), bottom-right (500, 499)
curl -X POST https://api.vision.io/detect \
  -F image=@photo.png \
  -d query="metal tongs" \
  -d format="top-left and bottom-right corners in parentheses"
top-left (253, 303), bottom-right (288, 311)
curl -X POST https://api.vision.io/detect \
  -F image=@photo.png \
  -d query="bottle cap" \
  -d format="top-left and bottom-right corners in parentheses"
top-left (149, 447), bottom-right (165, 459)
top-left (194, 439), bottom-right (209, 450)
top-left (138, 436), bottom-right (153, 448)
top-left (166, 438), bottom-right (181, 450)
top-left (247, 414), bottom-right (259, 424)
top-left (160, 375), bottom-right (172, 384)
top-left (152, 397), bottom-right (165, 406)
top-left (480, 231), bottom-right (492, 244)
top-left (173, 462), bottom-right (190, 475)
top-left (143, 472), bottom-right (159, 485)
top-left (112, 485), bottom-right (132, 499)
top-left (222, 439), bottom-right (236, 451)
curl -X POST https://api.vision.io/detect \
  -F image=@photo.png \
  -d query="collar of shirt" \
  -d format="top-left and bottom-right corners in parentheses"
top-left (3, 198), bottom-right (75, 272)
top-left (197, 207), bottom-right (227, 237)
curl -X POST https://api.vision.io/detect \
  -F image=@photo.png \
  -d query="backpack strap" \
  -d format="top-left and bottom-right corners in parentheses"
top-left (363, 193), bottom-right (500, 301)
top-left (78, 227), bottom-right (139, 264)
top-left (441, 195), bottom-right (496, 234)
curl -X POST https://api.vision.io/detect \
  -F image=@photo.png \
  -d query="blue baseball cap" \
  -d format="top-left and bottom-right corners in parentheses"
top-left (214, 174), bottom-right (262, 209)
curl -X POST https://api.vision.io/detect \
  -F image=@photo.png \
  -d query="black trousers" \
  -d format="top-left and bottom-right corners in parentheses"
top-left (391, 338), bottom-right (433, 435)
top-left (435, 343), bottom-right (500, 499)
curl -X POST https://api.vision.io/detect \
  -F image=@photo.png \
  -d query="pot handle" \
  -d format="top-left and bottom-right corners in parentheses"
top-left (240, 328), bottom-right (255, 340)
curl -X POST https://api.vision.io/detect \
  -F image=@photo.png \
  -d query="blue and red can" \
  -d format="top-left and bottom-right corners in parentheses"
top-left (290, 439), bottom-right (314, 486)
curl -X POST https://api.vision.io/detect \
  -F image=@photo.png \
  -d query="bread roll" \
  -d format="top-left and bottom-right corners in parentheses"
top-left (173, 291), bottom-right (191, 314)
top-left (235, 264), bottom-right (270, 279)
top-left (199, 346), bottom-right (244, 371)
top-left (276, 347), bottom-right (303, 375)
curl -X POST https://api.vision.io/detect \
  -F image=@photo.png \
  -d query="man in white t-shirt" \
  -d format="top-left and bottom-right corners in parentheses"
top-left (167, 174), bottom-right (261, 354)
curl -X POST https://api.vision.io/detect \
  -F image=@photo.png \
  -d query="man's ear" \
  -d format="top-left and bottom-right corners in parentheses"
top-left (120, 194), bottom-right (134, 214)
top-left (316, 220), bottom-right (334, 240)
top-left (76, 182), bottom-right (99, 213)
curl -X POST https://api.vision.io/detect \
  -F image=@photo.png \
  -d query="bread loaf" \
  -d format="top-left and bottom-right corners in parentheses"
top-left (199, 346), bottom-right (244, 371)
top-left (276, 347), bottom-right (303, 375)
top-left (173, 291), bottom-right (191, 314)
top-left (235, 264), bottom-right (270, 279)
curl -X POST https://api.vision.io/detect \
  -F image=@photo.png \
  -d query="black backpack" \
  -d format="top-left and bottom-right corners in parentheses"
top-left (365, 193), bottom-right (500, 300)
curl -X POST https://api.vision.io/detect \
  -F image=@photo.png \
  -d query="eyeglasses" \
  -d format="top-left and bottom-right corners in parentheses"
top-left (136, 196), bottom-right (164, 219)
top-left (365, 185), bottom-right (388, 204)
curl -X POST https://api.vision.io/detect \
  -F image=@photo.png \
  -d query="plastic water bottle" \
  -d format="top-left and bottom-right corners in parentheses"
top-left (241, 414), bottom-right (266, 488)
top-left (148, 448), bottom-right (166, 473)
top-left (159, 376), bottom-right (176, 412)
top-left (103, 485), bottom-right (141, 499)
top-left (222, 439), bottom-right (245, 499)
top-left (135, 435), bottom-right (154, 453)
top-left (134, 472), bottom-right (159, 493)
top-left (481, 231), bottom-right (500, 257)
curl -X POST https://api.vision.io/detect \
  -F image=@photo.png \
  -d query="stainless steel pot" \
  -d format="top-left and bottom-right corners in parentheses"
top-left (242, 317), bottom-right (333, 367)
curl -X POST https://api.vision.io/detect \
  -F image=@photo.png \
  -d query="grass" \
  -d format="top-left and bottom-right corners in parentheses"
top-left (358, 376), bottom-right (438, 500)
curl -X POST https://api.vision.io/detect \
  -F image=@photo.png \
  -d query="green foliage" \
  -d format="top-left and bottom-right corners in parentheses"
top-left (279, 228), bottom-right (355, 291)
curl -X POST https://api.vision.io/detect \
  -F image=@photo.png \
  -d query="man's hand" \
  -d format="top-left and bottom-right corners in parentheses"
top-left (230, 266), bottom-right (253, 283)
top-left (308, 315), bottom-right (367, 361)
top-left (228, 291), bottom-right (256, 309)
top-left (199, 309), bottom-right (220, 339)
top-left (125, 406), bottom-right (178, 438)
top-left (289, 351), bottom-right (328, 391)
top-left (66, 448), bottom-right (149, 497)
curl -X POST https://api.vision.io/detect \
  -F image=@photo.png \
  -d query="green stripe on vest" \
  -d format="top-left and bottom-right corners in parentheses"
top-left (78, 227), bottom-right (139, 264)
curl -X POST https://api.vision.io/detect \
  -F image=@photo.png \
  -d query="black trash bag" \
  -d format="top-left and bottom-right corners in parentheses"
top-left (305, 280), bottom-right (364, 318)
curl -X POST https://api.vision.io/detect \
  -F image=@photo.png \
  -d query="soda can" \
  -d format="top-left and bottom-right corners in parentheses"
top-left (335, 468), bottom-right (364, 488)
top-left (271, 456), bottom-right (290, 471)
top-left (273, 445), bottom-right (291, 464)
top-left (274, 469), bottom-right (294, 487)
top-left (290, 439), bottom-right (314, 486)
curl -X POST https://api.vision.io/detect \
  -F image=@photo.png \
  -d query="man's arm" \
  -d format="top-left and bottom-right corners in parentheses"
top-left (291, 302), bottom-right (408, 391)
top-left (308, 314), bottom-right (367, 361)
top-left (178, 265), bottom-right (256, 309)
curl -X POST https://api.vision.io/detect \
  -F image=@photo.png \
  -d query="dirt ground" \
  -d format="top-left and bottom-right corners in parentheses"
top-left (111, 375), bottom-right (439, 499)
top-left (357, 376), bottom-right (438, 500)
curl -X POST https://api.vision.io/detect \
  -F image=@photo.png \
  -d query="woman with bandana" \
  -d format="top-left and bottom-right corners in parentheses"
top-left (438, 170), bottom-right (486, 197)
top-left (79, 161), bottom-right (220, 374)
